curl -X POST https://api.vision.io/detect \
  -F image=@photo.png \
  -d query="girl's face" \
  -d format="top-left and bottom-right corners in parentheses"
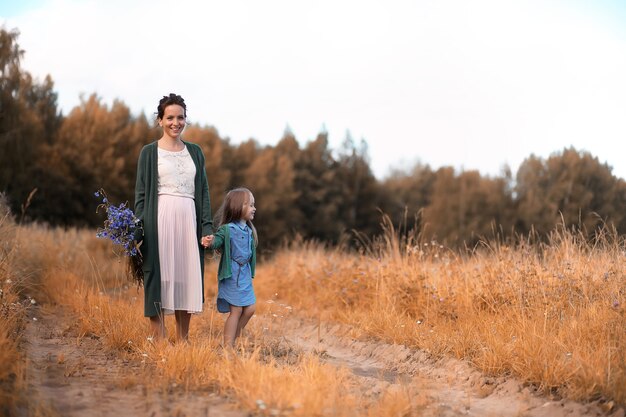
top-left (159, 104), bottom-right (186, 139)
top-left (242, 194), bottom-right (256, 222)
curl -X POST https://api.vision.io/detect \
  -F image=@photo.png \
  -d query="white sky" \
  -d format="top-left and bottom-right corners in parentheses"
top-left (2, 0), bottom-right (626, 179)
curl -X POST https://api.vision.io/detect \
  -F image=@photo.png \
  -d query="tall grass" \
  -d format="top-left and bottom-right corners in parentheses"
top-left (260, 219), bottom-right (626, 404)
top-left (0, 198), bottom-right (30, 415)
top-left (12, 223), bottom-right (432, 416)
top-left (5, 211), bottom-right (625, 413)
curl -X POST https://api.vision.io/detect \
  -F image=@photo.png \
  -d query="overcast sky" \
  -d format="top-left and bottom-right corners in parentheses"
top-left (2, 0), bottom-right (626, 179)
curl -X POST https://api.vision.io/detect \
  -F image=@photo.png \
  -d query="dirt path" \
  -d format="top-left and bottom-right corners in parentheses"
top-left (21, 304), bottom-right (622, 417)
top-left (268, 315), bottom-right (622, 417)
top-left (22, 306), bottom-right (247, 417)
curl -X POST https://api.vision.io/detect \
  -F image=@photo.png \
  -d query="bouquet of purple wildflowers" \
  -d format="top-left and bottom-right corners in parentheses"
top-left (95, 189), bottom-right (143, 285)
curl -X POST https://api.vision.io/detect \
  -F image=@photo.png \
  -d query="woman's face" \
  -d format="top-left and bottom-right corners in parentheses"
top-left (159, 104), bottom-right (186, 139)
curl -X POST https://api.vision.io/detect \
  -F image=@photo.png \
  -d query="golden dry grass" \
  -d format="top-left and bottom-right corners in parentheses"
top-left (17, 223), bottom-right (430, 416)
top-left (260, 222), bottom-right (626, 404)
top-left (0, 214), bottom-right (35, 415)
top-left (4, 215), bottom-right (626, 414)
top-left (0, 213), bottom-right (27, 415)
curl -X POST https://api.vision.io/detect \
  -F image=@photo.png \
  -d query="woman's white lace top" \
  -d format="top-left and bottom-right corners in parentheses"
top-left (157, 146), bottom-right (196, 198)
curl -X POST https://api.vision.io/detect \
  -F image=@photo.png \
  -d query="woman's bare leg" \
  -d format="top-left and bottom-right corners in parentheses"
top-left (175, 310), bottom-right (192, 342)
top-left (149, 312), bottom-right (165, 340)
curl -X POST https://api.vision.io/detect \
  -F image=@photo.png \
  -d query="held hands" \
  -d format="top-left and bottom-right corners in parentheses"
top-left (201, 235), bottom-right (214, 248)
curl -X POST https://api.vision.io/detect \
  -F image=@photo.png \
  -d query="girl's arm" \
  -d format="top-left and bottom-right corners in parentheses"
top-left (209, 225), bottom-right (226, 250)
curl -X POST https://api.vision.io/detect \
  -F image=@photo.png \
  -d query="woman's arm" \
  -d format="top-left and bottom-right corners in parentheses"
top-left (133, 147), bottom-right (147, 242)
top-left (200, 154), bottom-right (213, 237)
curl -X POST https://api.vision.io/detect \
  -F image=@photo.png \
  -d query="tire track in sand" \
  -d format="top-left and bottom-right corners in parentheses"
top-left (21, 303), bottom-right (623, 417)
top-left (268, 315), bottom-right (621, 417)
top-left (22, 306), bottom-right (246, 417)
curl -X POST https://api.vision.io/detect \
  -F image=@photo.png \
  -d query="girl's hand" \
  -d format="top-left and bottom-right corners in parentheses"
top-left (201, 235), bottom-right (213, 248)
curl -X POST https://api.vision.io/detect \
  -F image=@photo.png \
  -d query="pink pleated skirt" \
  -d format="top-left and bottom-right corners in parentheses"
top-left (157, 194), bottom-right (203, 315)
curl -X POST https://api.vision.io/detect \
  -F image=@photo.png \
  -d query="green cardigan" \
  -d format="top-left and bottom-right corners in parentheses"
top-left (210, 224), bottom-right (256, 281)
top-left (134, 140), bottom-right (213, 317)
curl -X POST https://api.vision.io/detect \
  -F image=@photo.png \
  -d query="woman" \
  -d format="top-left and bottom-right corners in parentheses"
top-left (134, 93), bottom-right (213, 342)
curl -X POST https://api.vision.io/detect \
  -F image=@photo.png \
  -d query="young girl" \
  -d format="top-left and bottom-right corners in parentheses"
top-left (207, 188), bottom-right (258, 347)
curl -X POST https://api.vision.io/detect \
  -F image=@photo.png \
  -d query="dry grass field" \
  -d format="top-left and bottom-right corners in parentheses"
top-left (1, 209), bottom-right (624, 416)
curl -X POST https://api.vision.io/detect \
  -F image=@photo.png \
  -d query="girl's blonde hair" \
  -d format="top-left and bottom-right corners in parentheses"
top-left (215, 187), bottom-right (258, 245)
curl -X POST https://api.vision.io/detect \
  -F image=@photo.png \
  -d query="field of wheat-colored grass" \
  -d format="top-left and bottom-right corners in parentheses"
top-left (1, 211), bottom-right (624, 415)
top-left (260, 220), bottom-right (625, 404)
top-left (0, 214), bottom-right (27, 415)
top-left (3, 219), bottom-right (427, 416)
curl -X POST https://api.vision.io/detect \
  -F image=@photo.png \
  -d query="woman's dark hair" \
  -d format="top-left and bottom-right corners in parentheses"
top-left (156, 93), bottom-right (187, 119)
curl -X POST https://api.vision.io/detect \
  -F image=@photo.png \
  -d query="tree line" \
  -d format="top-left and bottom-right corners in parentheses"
top-left (2, 27), bottom-right (626, 251)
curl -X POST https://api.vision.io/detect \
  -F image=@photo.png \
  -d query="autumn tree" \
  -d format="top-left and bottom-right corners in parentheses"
top-left (515, 147), bottom-right (626, 237)
top-left (293, 132), bottom-right (343, 242)
top-left (422, 167), bottom-right (514, 246)
top-left (243, 133), bottom-right (302, 248)
top-left (0, 27), bottom-right (61, 219)
top-left (184, 124), bottom-right (233, 213)
top-left (7, 27), bottom-right (626, 250)
top-left (224, 139), bottom-right (260, 189)
top-left (379, 162), bottom-right (436, 234)
top-left (334, 135), bottom-right (381, 237)
top-left (44, 94), bottom-right (150, 224)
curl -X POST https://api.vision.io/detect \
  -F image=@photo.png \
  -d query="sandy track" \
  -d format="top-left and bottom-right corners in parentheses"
top-left (269, 316), bottom-right (622, 417)
top-left (20, 304), bottom-right (623, 417)
top-left (22, 306), bottom-right (246, 417)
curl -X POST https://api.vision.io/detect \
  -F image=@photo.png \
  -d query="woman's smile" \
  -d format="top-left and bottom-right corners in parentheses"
top-left (159, 104), bottom-right (186, 139)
